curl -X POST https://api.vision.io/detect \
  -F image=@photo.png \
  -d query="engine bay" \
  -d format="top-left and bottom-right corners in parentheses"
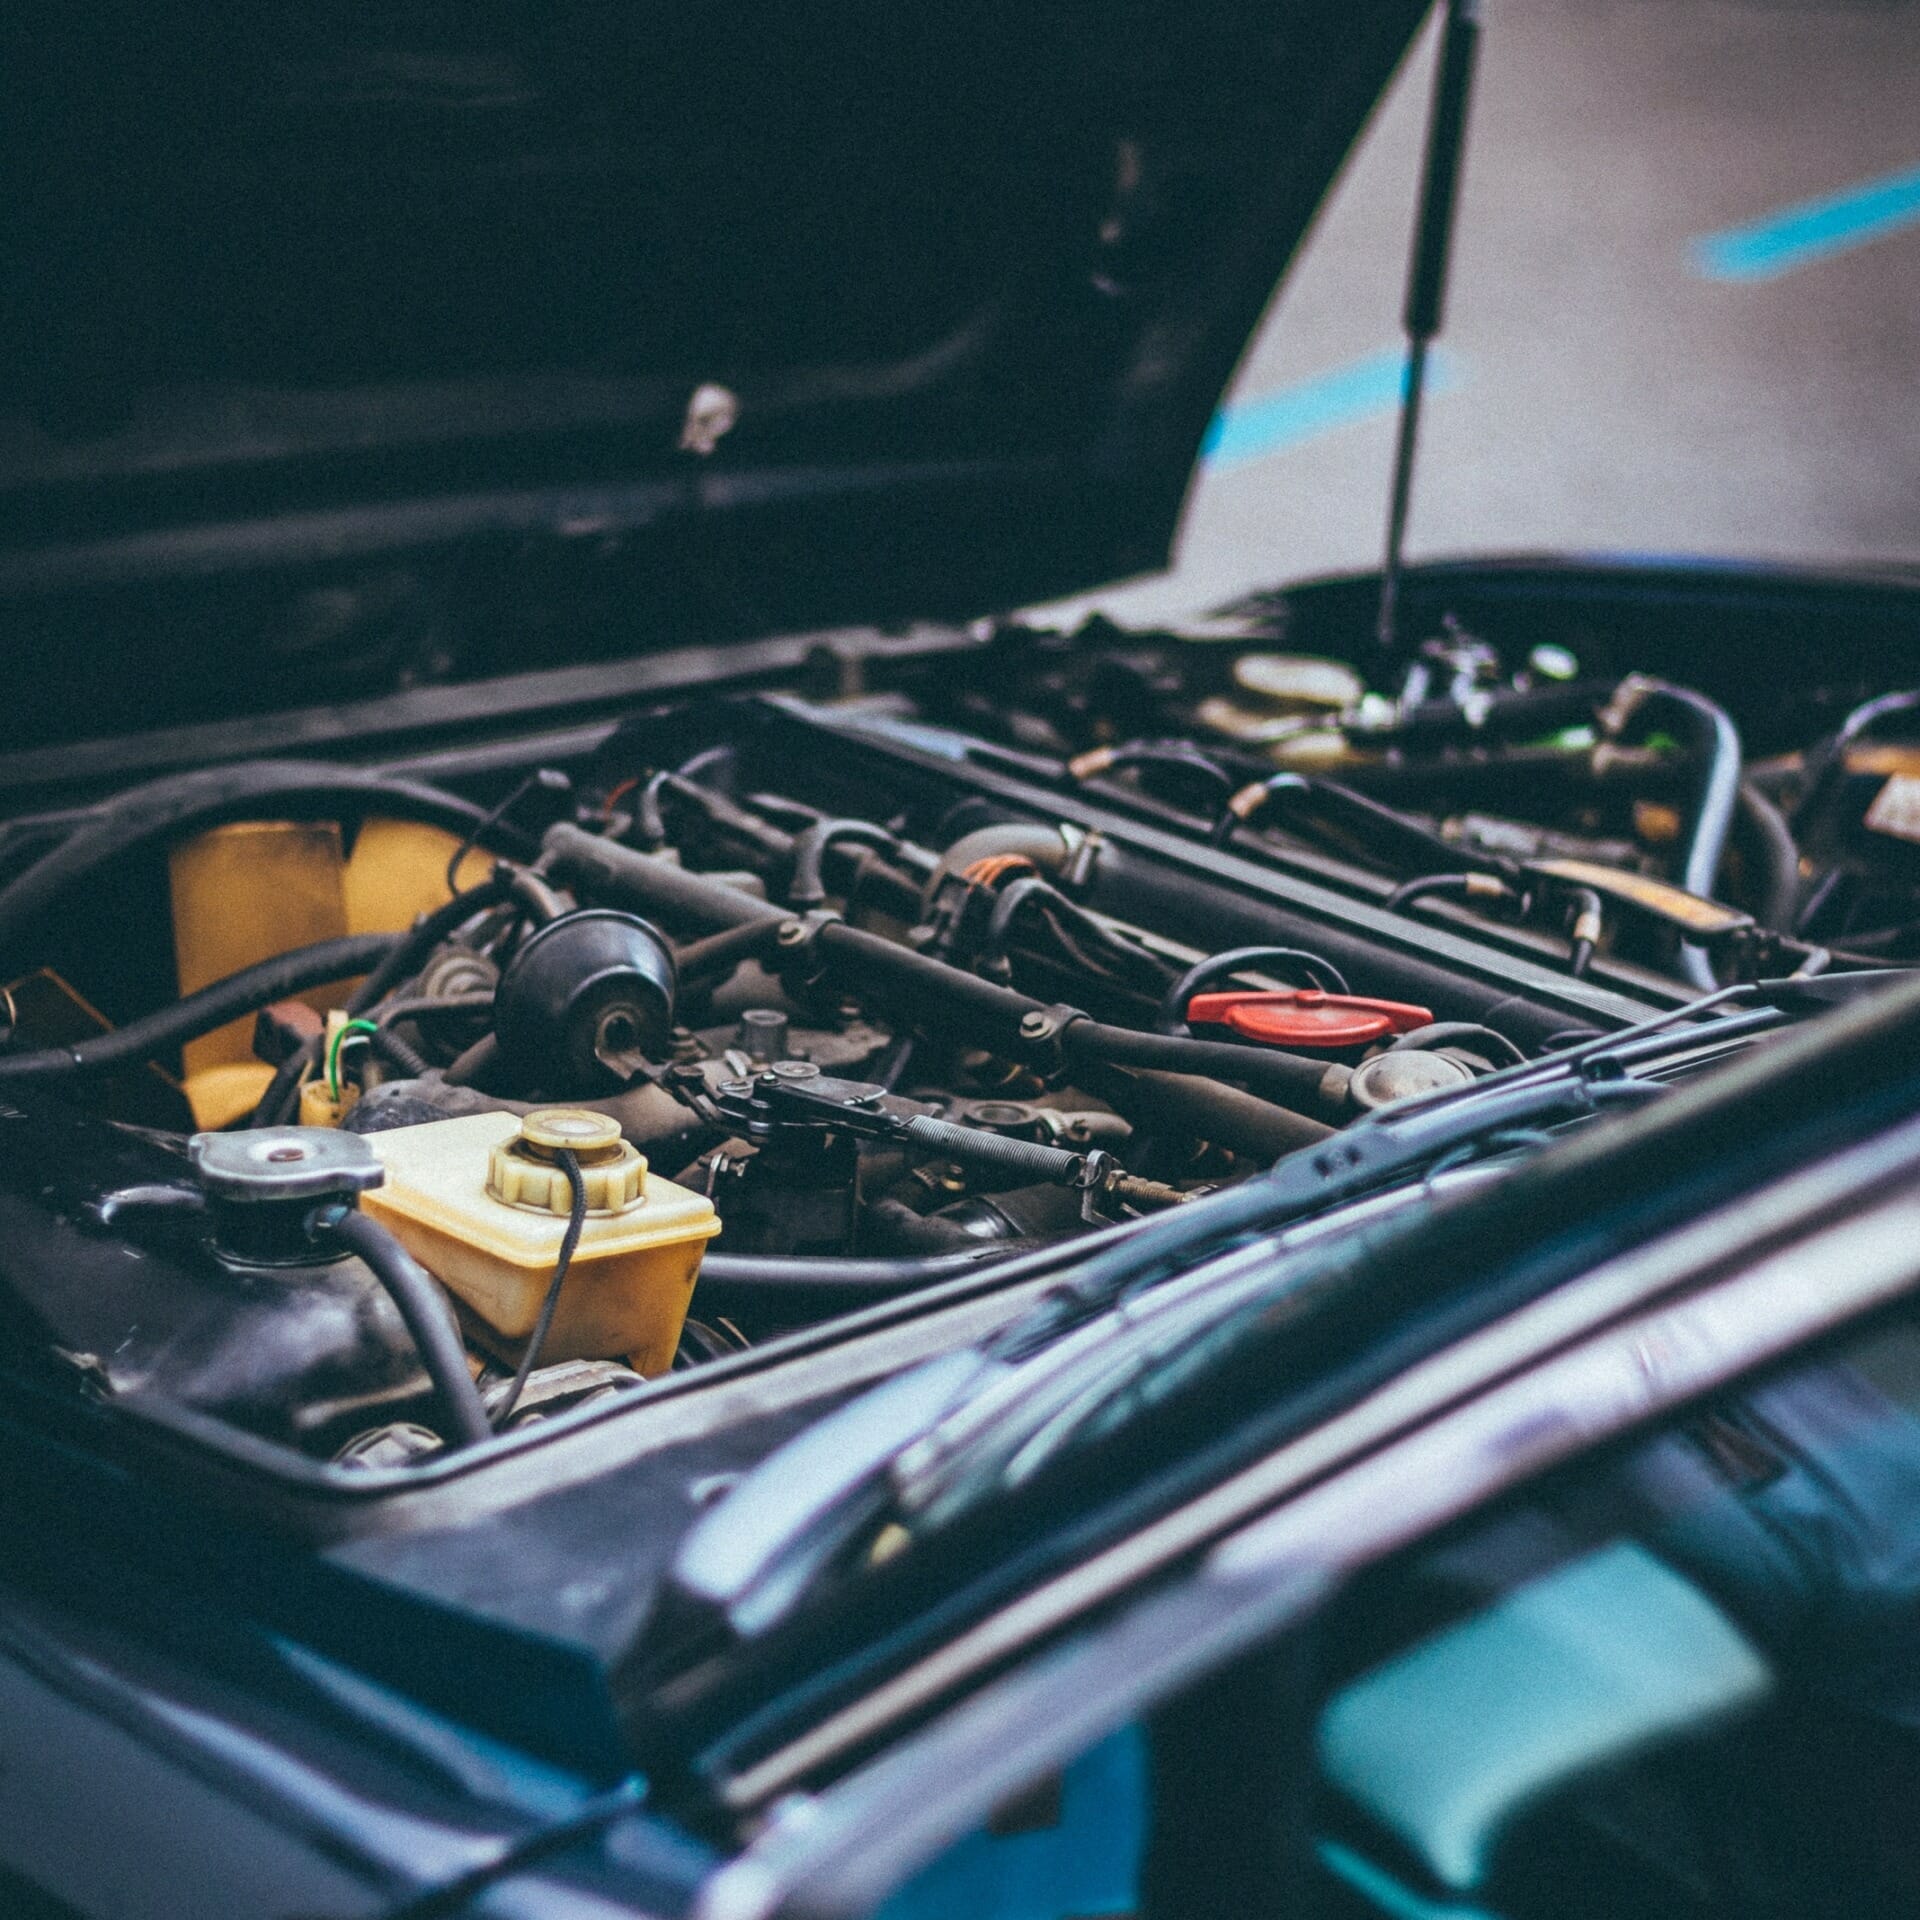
top-left (1, 603), bottom-right (1915, 1478)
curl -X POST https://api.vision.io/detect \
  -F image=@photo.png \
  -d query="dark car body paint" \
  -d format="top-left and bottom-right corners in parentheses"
top-left (0, 0), bottom-right (1425, 754)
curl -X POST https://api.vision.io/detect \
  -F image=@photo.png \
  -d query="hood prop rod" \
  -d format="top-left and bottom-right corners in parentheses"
top-left (1376, 0), bottom-right (1482, 663)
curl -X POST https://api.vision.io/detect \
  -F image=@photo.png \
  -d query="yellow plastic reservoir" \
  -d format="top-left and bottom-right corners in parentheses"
top-left (360, 1109), bottom-right (720, 1376)
top-left (168, 816), bottom-right (495, 1130)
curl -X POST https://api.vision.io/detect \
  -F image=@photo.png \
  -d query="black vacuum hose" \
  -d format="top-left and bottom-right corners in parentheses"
top-left (545, 825), bottom-right (1345, 1120)
top-left (1061, 1021), bottom-right (1341, 1117)
top-left (310, 1206), bottom-right (493, 1449)
top-left (1735, 781), bottom-right (1801, 934)
top-left (0, 762), bottom-right (535, 969)
top-left (0, 933), bottom-right (398, 1081)
top-left (691, 1210), bottom-right (1167, 1317)
top-left (1075, 1063), bottom-right (1335, 1158)
top-left (249, 875), bottom-right (520, 1127)
top-left (1605, 678), bottom-right (1742, 989)
top-left (346, 873), bottom-right (518, 1016)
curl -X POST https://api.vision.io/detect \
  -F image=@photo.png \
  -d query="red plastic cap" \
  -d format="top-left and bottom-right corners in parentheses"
top-left (1184, 988), bottom-right (1435, 1050)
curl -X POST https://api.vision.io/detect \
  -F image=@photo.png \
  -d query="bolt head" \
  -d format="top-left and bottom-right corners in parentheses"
top-left (1019, 1011), bottom-right (1050, 1038)
top-left (776, 920), bottom-right (807, 947)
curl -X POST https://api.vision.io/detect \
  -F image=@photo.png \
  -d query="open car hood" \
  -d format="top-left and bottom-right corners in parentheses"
top-left (2, 0), bottom-right (1424, 752)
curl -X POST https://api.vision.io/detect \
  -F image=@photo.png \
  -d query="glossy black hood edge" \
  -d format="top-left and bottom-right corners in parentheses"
top-left (2, 1), bottom-right (1427, 751)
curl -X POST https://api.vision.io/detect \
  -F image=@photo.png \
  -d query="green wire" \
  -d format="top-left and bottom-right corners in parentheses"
top-left (326, 1018), bottom-right (380, 1099)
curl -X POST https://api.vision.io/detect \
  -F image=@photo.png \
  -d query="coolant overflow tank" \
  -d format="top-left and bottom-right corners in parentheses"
top-left (360, 1109), bottom-right (719, 1375)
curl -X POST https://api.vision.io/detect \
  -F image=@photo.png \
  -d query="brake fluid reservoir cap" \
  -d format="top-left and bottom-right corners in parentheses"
top-left (520, 1108), bottom-right (623, 1155)
top-left (488, 1108), bottom-right (647, 1215)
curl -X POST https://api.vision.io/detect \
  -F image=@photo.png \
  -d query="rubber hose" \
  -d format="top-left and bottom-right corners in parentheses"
top-left (982, 876), bottom-right (1059, 974)
top-left (1107, 743), bottom-right (1235, 792)
top-left (368, 1026), bottom-right (430, 1079)
top-left (345, 873), bottom-right (518, 1015)
top-left (787, 821), bottom-right (899, 910)
top-left (692, 1246), bottom-right (1012, 1316)
top-left (1793, 687), bottom-right (1920, 832)
top-left (253, 1035), bottom-right (323, 1129)
top-left (896, 1115), bottom-right (1085, 1185)
top-left (1610, 679), bottom-right (1742, 990)
top-left (1562, 887), bottom-right (1604, 980)
top-left (0, 933), bottom-right (398, 1081)
top-left (546, 826), bottom-right (1343, 1118)
top-left (1667, 691), bottom-right (1742, 907)
top-left (1385, 1021), bottom-right (1528, 1068)
top-left (508, 869), bottom-right (568, 927)
top-left (676, 920), bottom-right (785, 983)
top-left (545, 823), bottom-right (788, 937)
top-left (815, 920), bottom-right (1063, 1031)
top-left (933, 824), bottom-right (1073, 890)
top-left (1735, 781), bottom-right (1801, 933)
top-left (1385, 873), bottom-right (1479, 913)
top-left (0, 764), bottom-right (533, 968)
top-left (1224, 774), bottom-right (1505, 878)
top-left (692, 1171), bottom-right (1286, 1321)
top-left (1075, 1062), bottom-right (1335, 1157)
top-left (313, 1206), bottom-right (493, 1449)
top-left (1062, 1020), bottom-right (1339, 1115)
top-left (442, 1034), bottom-right (501, 1087)
top-left (676, 774), bottom-right (799, 861)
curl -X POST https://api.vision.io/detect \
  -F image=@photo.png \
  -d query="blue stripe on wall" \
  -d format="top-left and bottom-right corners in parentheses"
top-left (1201, 347), bottom-right (1462, 470)
top-left (1692, 162), bottom-right (1920, 282)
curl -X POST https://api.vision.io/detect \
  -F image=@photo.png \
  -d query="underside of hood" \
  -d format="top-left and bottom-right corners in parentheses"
top-left (0, 0), bottom-right (1424, 750)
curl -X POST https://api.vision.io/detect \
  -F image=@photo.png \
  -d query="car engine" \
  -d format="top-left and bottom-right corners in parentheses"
top-left (0, 611), bottom-right (1912, 1471)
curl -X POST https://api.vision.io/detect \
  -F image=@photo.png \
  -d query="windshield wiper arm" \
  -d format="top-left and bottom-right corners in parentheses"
top-left (661, 1068), bottom-right (1676, 1651)
top-left (665, 1350), bottom-right (999, 1640)
top-left (659, 975), bottom-right (1851, 1653)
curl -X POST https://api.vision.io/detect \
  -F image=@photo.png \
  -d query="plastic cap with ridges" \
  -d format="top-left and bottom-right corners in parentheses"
top-left (488, 1110), bottom-right (647, 1214)
top-left (519, 1108), bottom-right (625, 1155)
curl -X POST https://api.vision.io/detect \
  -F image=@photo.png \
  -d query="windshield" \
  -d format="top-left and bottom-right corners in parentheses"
top-left (858, 1296), bottom-right (1920, 1920)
